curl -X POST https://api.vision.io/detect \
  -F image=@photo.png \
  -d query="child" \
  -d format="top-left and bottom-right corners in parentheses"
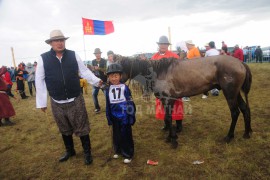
top-left (105, 63), bottom-right (136, 164)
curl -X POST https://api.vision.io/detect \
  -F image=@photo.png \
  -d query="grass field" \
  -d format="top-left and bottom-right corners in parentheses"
top-left (0, 63), bottom-right (269, 179)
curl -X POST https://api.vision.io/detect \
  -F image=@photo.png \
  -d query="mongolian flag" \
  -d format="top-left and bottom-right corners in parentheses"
top-left (82, 18), bottom-right (114, 35)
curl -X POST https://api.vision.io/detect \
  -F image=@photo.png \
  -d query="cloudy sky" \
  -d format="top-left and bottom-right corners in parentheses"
top-left (0, 0), bottom-right (270, 66)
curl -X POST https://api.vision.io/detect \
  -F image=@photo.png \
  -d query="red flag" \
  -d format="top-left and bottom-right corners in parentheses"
top-left (82, 18), bottom-right (114, 35)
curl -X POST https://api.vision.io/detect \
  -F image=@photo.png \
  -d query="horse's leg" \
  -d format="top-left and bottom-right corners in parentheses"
top-left (224, 96), bottom-right (240, 143)
top-left (164, 102), bottom-right (178, 148)
top-left (237, 93), bottom-right (252, 139)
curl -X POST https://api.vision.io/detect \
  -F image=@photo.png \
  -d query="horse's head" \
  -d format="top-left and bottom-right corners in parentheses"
top-left (112, 54), bottom-right (149, 83)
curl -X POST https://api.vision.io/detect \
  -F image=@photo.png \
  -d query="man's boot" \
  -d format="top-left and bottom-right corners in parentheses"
top-left (3, 118), bottom-right (15, 126)
top-left (176, 120), bottom-right (183, 133)
top-left (59, 135), bottom-right (76, 162)
top-left (80, 134), bottom-right (93, 165)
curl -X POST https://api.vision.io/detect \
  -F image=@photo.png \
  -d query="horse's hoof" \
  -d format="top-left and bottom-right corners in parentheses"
top-left (243, 133), bottom-right (251, 139)
top-left (171, 141), bottom-right (178, 149)
top-left (223, 136), bottom-right (234, 143)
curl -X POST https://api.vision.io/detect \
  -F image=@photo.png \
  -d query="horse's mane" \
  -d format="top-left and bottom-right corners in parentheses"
top-left (149, 58), bottom-right (179, 75)
top-left (113, 54), bottom-right (178, 77)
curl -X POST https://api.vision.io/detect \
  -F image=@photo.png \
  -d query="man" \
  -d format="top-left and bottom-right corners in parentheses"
top-left (25, 63), bottom-right (36, 96)
top-left (233, 44), bottom-right (244, 62)
top-left (203, 41), bottom-right (220, 98)
top-left (91, 48), bottom-right (107, 113)
top-left (151, 35), bottom-right (184, 133)
top-left (36, 30), bottom-right (102, 165)
top-left (255, 46), bottom-right (263, 63)
top-left (185, 40), bottom-right (201, 60)
top-left (15, 63), bottom-right (29, 99)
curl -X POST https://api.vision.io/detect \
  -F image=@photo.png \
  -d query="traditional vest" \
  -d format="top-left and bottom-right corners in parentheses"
top-left (41, 49), bottom-right (81, 100)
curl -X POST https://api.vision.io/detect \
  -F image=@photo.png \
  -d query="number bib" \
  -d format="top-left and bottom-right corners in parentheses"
top-left (109, 84), bottom-right (126, 104)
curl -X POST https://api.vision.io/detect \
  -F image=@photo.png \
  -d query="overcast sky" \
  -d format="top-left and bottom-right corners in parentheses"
top-left (0, 0), bottom-right (270, 66)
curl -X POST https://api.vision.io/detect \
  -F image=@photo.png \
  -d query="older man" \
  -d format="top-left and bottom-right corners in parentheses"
top-left (36, 30), bottom-right (102, 165)
top-left (151, 35), bottom-right (184, 133)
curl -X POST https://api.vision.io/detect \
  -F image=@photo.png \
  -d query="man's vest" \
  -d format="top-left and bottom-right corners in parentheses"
top-left (41, 49), bottom-right (81, 100)
top-left (92, 58), bottom-right (107, 82)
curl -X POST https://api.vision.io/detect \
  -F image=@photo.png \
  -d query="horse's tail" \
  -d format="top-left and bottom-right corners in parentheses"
top-left (241, 63), bottom-right (252, 107)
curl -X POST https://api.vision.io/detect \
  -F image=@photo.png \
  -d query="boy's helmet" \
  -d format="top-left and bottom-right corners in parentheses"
top-left (106, 63), bottom-right (123, 75)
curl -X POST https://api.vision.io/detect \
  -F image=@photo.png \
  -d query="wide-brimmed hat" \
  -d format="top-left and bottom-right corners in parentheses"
top-left (156, 36), bottom-right (171, 45)
top-left (45, 30), bottom-right (69, 44)
top-left (185, 40), bottom-right (195, 45)
top-left (94, 48), bottom-right (102, 54)
top-left (204, 43), bottom-right (209, 47)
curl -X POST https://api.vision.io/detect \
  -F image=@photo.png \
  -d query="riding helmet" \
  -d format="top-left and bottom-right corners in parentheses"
top-left (106, 63), bottom-right (123, 75)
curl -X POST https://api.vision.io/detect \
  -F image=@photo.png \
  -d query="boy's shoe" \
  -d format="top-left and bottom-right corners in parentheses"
top-left (123, 159), bottom-right (132, 164)
top-left (113, 154), bottom-right (119, 159)
top-left (94, 109), bottom-right (100, 114)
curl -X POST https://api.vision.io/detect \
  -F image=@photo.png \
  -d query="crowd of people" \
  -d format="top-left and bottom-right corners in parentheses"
top-left (0, 29), bottom-right (264, 166)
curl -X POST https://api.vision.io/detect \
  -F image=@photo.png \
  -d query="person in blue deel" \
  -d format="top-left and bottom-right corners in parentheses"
top-left (105, 63), bottom-right (136, 164)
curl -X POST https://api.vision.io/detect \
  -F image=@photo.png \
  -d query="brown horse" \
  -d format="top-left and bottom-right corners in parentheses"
top-left (114, 55), bottom-right (252, 148)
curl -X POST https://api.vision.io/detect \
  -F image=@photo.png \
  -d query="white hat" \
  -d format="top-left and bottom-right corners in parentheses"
top-left (45, 30), bottom-right (69, 44)
top-left (185, 40), bottom-right (195, 45)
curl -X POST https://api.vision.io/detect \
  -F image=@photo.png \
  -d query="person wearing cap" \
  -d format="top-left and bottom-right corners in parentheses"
top-left (202, 41), bottom-right (220, 98)
top-left (233, 44), bottom-right (244, 62)
top-left (105, 63), bottom-right (136, 164)
top-left (25, 63), bottom-right (36, 96)
top-left (0, 66), bottom-right (16, 126)
top-left (151, 36), bottom-right (184, 133)
top-left (91, 48), bottom-right (107, 114)
top-left (15, 62), bottom-right (29, 99)
top-left (107, 50), bottom-right (114, 67)
top-left (185, 40), bottom-right (201, 60)
top-left (36, 30), bottom-right (103, 165)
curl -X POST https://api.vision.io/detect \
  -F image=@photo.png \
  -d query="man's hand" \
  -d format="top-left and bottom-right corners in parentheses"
top-left (98, 80), bottom-right (103, 87)
top-left (41, 107), bottom-right (47, 112)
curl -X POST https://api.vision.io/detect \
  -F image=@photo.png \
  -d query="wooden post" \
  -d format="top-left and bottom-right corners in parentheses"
top-left (11, 47), bottom-right (16, 68)
top-left (168, 26), bottom-right (172, 51)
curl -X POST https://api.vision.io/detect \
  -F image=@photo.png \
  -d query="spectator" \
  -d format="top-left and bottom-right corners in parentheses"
top-left (107, 50), bottom-right (114, 67)
top-left (255, 46), bottom-right (263, 63)
top-left (185, 40), bottom-right (201, 60)
top-left (151, 35), bottom-right (184, 133)
top-left (91, 48), bottom-right (107, 113)
top-left (36, 29), bottom-right (103, 165)
top-left (2, 68), bottom-right (16, 98)
top-left (0, 66), bottom-right (16, 126)
top-left (243, 46), bottom-right (249, 63)
top-left (233, 44), bottom-right (244, 62)
top-left (25, 63), bottom-right (36, 96)
top-left (222, 41), bottom-right (228, 53)
top-left (15, 63), bottom-right (29, 99)
top-left (203, 41), bottom-right (220, 98)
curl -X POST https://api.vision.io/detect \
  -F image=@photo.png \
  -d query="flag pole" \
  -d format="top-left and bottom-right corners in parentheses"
top-left (11, 47), bottom-right (16, 68)
top-left (168, 26), bottom-right (172, 51)
top-left (83, 35), bottom-right (87, 61)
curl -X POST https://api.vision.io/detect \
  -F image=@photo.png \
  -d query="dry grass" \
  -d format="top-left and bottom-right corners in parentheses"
top-left (0, 63), bottom-right (269, 179)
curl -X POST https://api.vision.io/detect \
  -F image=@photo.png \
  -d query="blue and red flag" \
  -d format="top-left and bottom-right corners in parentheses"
top-left (82, 18), bottom-right (114, 35)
